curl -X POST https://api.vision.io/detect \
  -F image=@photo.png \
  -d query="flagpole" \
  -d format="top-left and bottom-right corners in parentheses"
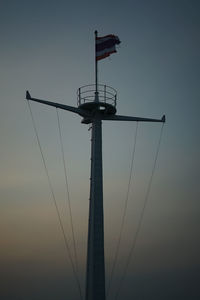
top-left (95, 30), bottom-right (98, 99)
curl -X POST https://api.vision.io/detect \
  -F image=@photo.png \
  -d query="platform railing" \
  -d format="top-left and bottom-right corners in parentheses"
top-left (77, 84), bottom-right (117, 107)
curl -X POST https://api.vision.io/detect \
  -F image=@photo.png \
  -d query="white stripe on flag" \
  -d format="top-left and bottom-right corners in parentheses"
top-left (96, 45), bottom-right (116, 57)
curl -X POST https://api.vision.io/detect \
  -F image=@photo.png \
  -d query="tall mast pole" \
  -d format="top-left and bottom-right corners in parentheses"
top-left (85, 30), bottom-right (106, 300)
top-left (85, 115), bottom-right (105, 300)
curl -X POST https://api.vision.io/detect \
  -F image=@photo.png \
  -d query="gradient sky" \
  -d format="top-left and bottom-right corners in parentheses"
top-left (1, 0), bottom-right (200, 299)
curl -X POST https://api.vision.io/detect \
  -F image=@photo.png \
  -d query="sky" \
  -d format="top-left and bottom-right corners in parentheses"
top-left (0, 0), bottom-right (200, 299)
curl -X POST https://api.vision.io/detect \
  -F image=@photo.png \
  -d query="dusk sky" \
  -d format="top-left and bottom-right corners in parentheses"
top-left (1, 0), bottom-right (200, 299)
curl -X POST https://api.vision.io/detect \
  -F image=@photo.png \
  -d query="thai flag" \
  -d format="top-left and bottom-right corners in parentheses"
top-left (96, 34), bottom-right (121, 61)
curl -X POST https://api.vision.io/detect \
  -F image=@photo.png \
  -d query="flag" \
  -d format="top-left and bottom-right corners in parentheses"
top-left (96, 34), bottom-right (121, 61)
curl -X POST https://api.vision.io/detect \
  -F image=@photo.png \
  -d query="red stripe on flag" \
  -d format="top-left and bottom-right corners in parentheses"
top-left (96, 50), bottom-right (116, 61)
top-left (96, 34), bottom-right (116, 40)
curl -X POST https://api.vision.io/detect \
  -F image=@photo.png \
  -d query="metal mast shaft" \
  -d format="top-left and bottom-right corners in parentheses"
top-left (86, 116), bottom-right (105, 300)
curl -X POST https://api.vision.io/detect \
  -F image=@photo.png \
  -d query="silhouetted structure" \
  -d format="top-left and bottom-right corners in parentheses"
top-left (26, 30), bottom-right (165, 300)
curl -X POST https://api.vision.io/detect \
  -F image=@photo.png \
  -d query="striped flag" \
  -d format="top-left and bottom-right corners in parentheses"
top-left (96, 34), bottom-right (121, 61)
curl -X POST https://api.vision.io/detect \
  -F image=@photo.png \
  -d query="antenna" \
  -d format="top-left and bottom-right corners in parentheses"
top-left (26, 31), bottom-right (165, 300)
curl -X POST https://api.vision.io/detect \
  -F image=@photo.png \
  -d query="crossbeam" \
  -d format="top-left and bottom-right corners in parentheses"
top-left (26, 91), bottom-right (165, 124)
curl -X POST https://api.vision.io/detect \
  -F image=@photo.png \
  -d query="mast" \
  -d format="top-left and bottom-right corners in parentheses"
top-left (26, 31), bottom-right (165, 300)
top-left (85, 31), bottom-right (105, 300)
top-left (86, 115), bottom-right (105, 300)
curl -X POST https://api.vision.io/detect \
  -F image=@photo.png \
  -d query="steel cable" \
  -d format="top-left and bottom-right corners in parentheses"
top-left (107, 122), bottom-right (138, 298)
top-left (56, 108), bottom-right (79, 276)
top-left (114, 123), bottom-right (165, 300)
top-left (27, 101), bottom-right (83, 300)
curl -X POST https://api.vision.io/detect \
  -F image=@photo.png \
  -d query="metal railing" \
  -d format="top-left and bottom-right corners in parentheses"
top-left (77, 84), bottom-right (117, 107)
